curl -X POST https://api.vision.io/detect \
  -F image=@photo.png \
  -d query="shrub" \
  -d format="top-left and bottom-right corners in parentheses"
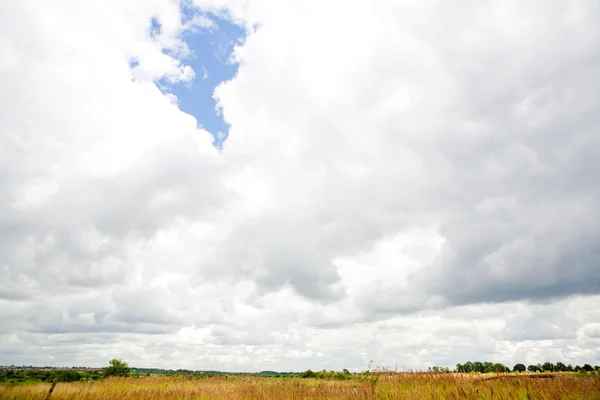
top-left (104, 359), bottom-right (131, 378)
top-left (301, 369), bottom-right (315, 378)
top-left (58, 370), bottom-right (81, 382)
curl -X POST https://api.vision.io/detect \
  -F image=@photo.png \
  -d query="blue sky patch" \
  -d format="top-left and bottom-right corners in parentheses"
top-left (149, 17), bottom-right (162, 38)
top-left (159, 10), bottom-right (246, 150)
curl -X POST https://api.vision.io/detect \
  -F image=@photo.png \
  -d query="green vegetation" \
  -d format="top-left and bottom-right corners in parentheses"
top-left (300, 369), bottom-right (352, 380)
top-left (1, 359), bottom-right (598, 385)
top-left (104, 359), bottom-right (131, 378)
top-left (454, 361), bottom-right (599, 374)
top-left (0, 368), bottom-right (101, 384)
top-left (513, 363), bottom-right (526, 373)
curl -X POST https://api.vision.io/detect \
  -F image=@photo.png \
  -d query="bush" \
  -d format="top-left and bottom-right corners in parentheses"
top-left (58, 370), bottom-right (81, 382)
top-left (333, 372), bottom-right (349, 380)
top-left (301, 369), bottom-right (315, 378)
top-left (513, 363), bottom-right (526, 373)
top-left (104, 359), bottom-right (131, 377)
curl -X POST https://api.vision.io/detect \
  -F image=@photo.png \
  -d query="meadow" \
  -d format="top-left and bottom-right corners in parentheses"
top-left (1, 373), bottom-right (599, 400)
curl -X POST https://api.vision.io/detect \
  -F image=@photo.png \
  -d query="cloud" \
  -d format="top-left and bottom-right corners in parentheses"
top-left (1, 0), bottom-right (600, 371)
top-left (209, 0), bottom-right (600, 308)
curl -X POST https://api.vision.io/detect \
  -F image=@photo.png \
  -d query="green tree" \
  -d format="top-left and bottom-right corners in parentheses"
top-left (527, 364), bottom-right (541, 372)
top-left (542, 362), bottom-right (555, 372)
top-left (104, 359), bottom-right (131, 377)
top-left (301, 369), bottom-right (315, 378)
top-left (58, 370), bottom-right (81, 382)
top-left (472, 362), bottom-right (484, 373)
top-left (491, 363), bottom-right (509, 373)
top-left (483, 362), bottom-right (493, 373)
top-left (513, 363), bottom-right (526, 373)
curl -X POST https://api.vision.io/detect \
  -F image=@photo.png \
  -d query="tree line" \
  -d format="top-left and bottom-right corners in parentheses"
top-left (0, 368), bottom-right (102, 384)
top-left (0, 359), bottom-right (130, 384)
top-left (2, 358), bottom-right (599, 384)
top-left (454, 361), bottom-right (598, 374)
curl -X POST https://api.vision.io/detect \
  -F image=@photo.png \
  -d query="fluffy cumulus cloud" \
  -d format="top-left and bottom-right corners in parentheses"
top-left (1, 0), bottom-right (599, 370)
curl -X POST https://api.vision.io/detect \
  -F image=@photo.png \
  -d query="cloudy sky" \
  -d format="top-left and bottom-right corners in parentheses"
top-left (1, 0), bottom-right (599, 371)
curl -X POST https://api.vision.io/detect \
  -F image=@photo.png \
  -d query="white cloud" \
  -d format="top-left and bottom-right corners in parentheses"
top-left (1, 0), bottom-right (600, 371)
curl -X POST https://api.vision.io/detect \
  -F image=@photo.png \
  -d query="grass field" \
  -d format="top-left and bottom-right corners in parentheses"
top-left (1, 373), bottom-right (599, 400)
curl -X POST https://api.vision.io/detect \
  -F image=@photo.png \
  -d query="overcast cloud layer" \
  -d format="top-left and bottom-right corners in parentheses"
top-left (1, 0), bottom-right (599, 371)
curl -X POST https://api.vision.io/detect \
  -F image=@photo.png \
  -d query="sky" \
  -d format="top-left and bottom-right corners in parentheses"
top-left (0, 0), bottom-right (599, 372)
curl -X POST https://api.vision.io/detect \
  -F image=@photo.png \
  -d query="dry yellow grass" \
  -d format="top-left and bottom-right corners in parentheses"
top-left (1, 373), bottom-right (599, 400)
